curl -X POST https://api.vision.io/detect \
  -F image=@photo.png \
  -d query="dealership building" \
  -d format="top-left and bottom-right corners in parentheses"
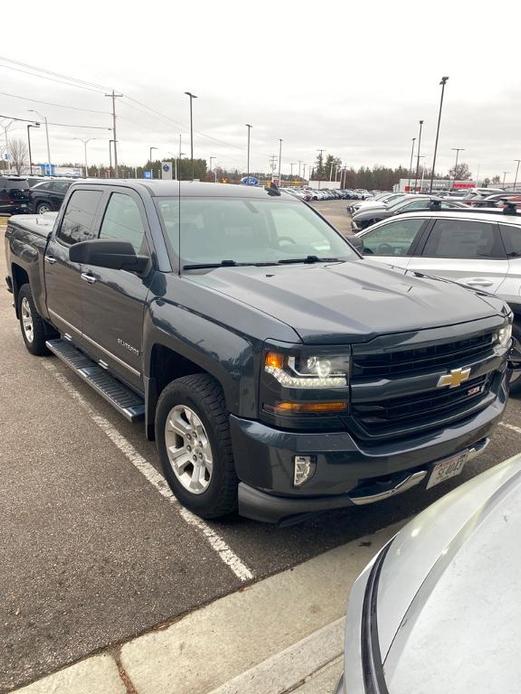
top-left (393, 178), bottom-right (475, 193)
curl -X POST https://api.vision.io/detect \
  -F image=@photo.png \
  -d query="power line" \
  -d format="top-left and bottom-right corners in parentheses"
top-left (0, 89), bottom-right (110, 115)
top-left (0, 56), bottom-right (111, 93)
top-left (0, 112), bottom-right (111, 130)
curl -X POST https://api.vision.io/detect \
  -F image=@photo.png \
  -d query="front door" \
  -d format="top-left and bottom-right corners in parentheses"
top-left (407, 218), bottom-right (509, 294)
top-left (45, 188), bottom-right (105, 340)
top-left (80, 190), bottom-right (151, 389)
top-left (359, 217), bottom-right (430, 271)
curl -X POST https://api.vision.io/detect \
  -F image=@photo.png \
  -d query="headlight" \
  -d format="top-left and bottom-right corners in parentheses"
top-left (264, 351), bottom-right (349, 388)
top-left (497, 321), bottom-right (513, 348)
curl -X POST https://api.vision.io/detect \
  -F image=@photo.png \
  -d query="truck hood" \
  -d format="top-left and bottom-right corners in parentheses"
top-left (187, 258), bottom-right (503, 344)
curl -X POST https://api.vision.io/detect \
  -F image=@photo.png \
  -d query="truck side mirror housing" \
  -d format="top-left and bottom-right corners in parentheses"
top-left (69, 239), bottom-right (149, 274)
top-left (348, 234), bottom-right (364, 253)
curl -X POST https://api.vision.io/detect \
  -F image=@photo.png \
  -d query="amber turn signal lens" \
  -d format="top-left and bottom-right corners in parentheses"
top-left (265, 351), bottom-right (284, 369)
top-left (271, 401), bottom-right (347, 414)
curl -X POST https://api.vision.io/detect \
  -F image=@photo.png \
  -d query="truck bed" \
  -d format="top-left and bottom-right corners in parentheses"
top-left (8, 212), bottom-right (58, 238)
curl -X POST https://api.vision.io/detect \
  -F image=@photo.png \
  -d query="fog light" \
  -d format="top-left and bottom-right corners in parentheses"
top-left (294, 455), bottom-right (316, 487)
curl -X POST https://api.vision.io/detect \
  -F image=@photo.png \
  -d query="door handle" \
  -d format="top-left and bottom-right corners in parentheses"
top-left (81, 272), bottom-right (97, 284)
top-left (45, 255), bottom-right (57, 264)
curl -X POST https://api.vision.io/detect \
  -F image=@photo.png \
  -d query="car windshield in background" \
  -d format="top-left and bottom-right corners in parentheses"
top-left (155, 197), bottom-right (357, 268)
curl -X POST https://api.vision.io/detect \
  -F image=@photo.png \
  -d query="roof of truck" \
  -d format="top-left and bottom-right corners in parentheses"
top-left (81, 179), bottom-right (294, 199)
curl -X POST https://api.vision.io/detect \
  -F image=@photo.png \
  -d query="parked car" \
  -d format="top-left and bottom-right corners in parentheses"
top-left (348, 191), bottom-right (400, 214)
top-left (26, 176), bottom-right (47, 188)
top-left (351, 195), bottom-right (469, 231)
top-left (350, 209), bottom-right (521, 391)
top-left (29, 178), bottom-right (76, 213)
top-left (0, 176), bottom-right (31, 214)
top-left (336, 453), bottom-right (521, 694)
top-left (6, 181), bottom-right (512, 523)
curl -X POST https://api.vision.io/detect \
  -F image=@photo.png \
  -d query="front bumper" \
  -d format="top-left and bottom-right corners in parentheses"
top-left (231, 373), bottom-right (508, 524)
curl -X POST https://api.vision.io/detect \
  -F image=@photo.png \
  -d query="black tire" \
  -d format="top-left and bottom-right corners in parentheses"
top-left (17, 284), bottom-right (51, 356)
top-left (155, 374), bottom-right (238, 519)
top-left (509, 322), bottom-right (521, 396)
top-left (36, 202), bottom-right (51, 214)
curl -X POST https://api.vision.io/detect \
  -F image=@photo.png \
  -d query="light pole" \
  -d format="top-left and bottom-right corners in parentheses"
top-left (278, 139), bottom-right (283, 185)
top-left (414, 121), bottom-right (424, 193)
top-left (28, 109), bottom-right (51, 174)
top-left (245, 124), bottom-right (252, 176)
top-left (149, 146), bottom-right (158, 178)
top-left (290, 162), bottom-right (296, 178)
top-left (451, 148), bottom-right (465, 190)
top-left (503, 171), bottom-right (510, 187)
top-left (407, 137), bottom-right (416, 191)
top-left (429, 76), bottom-right (449, 193)
top-left (184, 91), bottom-right (198, 180)
top-left (513, 160), bottom-right (521, 192)
top-left (74, 137), bottom-right (97, 178)
top-left (209, 156), bottom-right (217, 183)
top-left (109, 139), bottom-right (115, 177)
top-left (27, 123), bottom-right (40, 176)
top-left (1, 119), bottom-right (14, 173)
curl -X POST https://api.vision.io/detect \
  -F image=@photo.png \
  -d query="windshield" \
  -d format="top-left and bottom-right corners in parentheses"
top-left (155, 197), bottom-right (357, 267)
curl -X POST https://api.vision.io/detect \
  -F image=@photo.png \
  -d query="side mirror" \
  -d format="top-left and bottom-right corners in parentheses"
top-left (348, 234), bottom-right (364, 253)
top-left (69, 239), bottom-right (149, 274)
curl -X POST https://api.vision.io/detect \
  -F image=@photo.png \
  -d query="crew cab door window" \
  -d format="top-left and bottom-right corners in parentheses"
top-left (57, 189), bottom-right (103, 245)
top-left (98, 192), bottom-right (148, 255)
top-left (407, 218), bottom-right (508, 294)
top-left (361, 218), bottom-right (426, 258)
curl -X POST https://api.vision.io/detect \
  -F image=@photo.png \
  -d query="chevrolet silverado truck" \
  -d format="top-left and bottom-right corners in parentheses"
top-left (4, 180), bottom-right (513, 524)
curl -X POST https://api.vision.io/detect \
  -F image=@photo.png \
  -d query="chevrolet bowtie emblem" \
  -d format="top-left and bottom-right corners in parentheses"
top-left (437, 367), bottom-right (471, 389)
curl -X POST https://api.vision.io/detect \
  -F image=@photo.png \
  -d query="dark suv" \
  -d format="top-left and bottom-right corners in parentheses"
top-left (29, 179), bottom-right (76, 214)
top-left (0, 177), bottom-right (31, 214)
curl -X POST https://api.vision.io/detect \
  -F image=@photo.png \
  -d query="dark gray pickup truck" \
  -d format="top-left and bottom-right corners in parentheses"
top-left (4, 180), bottom-right (513, 523)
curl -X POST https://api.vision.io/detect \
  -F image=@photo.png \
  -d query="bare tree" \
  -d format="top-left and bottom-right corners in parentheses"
top-left (8, 137), bottom-right (28, 176)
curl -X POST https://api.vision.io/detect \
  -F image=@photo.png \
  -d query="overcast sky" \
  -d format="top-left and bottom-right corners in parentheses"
top-left (1, 0), bottom-right (520, 180)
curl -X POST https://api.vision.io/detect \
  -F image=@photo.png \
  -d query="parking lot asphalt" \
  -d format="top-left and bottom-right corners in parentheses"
top-left (2, 202), bottom-right (521, 692)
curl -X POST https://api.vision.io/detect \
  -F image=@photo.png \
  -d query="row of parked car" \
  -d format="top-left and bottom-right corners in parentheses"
top-left (0, 175), bottom-right (77, 215)
top-left (281, 187), bottom-right (373, 201)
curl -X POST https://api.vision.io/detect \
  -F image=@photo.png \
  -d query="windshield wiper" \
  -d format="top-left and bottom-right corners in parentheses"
top-left (277, 255), bottom-right (343, 264)
top-left (183, 259), bottom-right (278, 270)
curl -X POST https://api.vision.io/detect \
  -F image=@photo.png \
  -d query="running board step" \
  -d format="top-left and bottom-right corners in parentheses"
top-left (45, 339), bottom-right (145, 422)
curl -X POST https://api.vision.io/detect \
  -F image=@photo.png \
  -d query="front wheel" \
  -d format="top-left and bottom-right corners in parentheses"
top-left (36, 202), bottom-right (51, 214)
top-left (17, 284), bottom-right (51, 356)
top-left (155, 374), bottom-right (238, 519)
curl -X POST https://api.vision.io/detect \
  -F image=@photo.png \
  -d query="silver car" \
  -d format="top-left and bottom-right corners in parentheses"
top-left (337, 453), bottom-right (521, 694)
top-left (351, 210), bottom-right (521, 391)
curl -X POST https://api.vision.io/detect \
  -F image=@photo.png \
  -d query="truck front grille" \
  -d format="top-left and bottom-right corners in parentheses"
top-left (352, 331), bottom-right (495, 379)
top-left (351, 374), bottom-right (492, 440)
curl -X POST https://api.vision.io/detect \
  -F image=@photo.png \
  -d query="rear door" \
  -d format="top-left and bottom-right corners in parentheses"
top-left (407, 217), bottom-right (508, 294)
top-left (359, 217), bottom-right (430, 270)
top-left (45, 188), bottom-right (105, 341)
top-left (81, 189), bottom-right (151, 389)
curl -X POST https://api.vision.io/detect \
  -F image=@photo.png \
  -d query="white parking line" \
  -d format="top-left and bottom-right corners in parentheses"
top-left (41, 361), bottom-right (254, 583)
top-left (500, 421), bottom-right (521, 436)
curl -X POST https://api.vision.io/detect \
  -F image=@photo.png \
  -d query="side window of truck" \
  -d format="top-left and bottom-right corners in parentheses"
top-left (98, 193), bottom-right (148, 255)
top-left (58, 190), bottom-right (103, 245)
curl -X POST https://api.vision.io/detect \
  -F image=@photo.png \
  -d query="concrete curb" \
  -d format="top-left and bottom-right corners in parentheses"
top-left (208, 618), bottom-right (345, 694)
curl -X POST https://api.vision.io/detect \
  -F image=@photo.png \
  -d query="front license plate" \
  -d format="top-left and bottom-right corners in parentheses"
top-left (427, 451), bottom-right (468, 489)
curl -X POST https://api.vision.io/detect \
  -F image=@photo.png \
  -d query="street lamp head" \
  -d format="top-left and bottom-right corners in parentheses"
top-left (185, 91), bottom-right (198, 99)
top-left (440, 76), bottom-right (449, 85)
top-left (246, 123), bottom-right (252, 128)
top-left (419, 119), bottom-right (424, 125)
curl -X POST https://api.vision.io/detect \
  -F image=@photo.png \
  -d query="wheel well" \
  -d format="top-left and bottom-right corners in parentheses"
top-left (11, 264), bottom-right (29, 316)
top-left (146, 344), bottom-right (207, 440)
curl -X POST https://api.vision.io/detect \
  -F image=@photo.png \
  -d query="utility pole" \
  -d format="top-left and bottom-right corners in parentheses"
top-left (298, 160), bottom-right (302, 178)
top-left (503, 171), bottom-right (509, 187)
top-left (451, 148), bottom-right (465, 189)
top-left (429, 76), bottom-right (449, 193)
top-left (209, 156), bottom-right (216, 183)
top-left (105, 90), bottom-right (123, 177)
top-left (414, 121), bottom-right (424, 193)
top-left (408, 137), bottom-right (416, 191)
top-left (513, 160), bottom-right (521, 192)
top-left (316, 149), bottom-right (325, 189)
top-left (269, 154), bottom-right (278, 180)
top-left (245, 124), bottom-right (252, 177)
top-left (278, 139), bottom-right (283, 185)
top-left (184, 91), bottom-right (198, 180)
top-left (290, 162), bottom-right (296, 178)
